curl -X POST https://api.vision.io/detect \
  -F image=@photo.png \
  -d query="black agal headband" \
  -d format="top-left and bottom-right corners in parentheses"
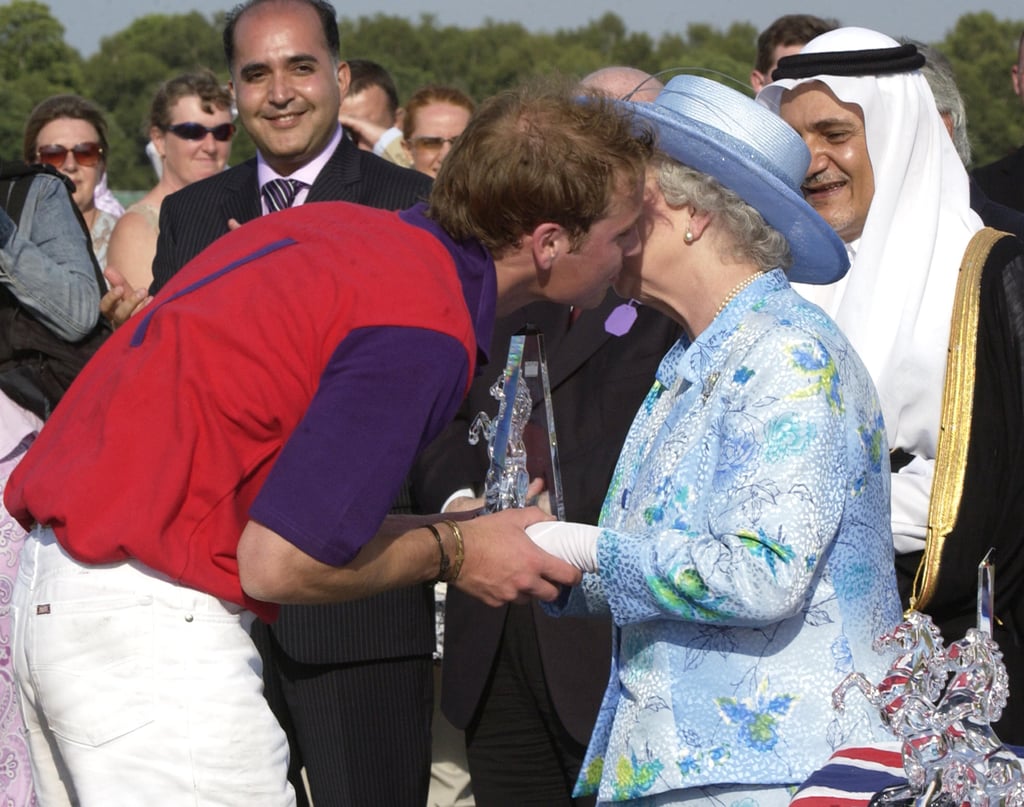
top-left (772, 43), bottom-right (925, 81)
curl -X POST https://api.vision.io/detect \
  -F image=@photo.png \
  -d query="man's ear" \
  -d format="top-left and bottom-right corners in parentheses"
top-left (337, 60), bottom-right (351, 99)
top-left (337, 61), bottom-right (354, 101)
top-left (529, 222), bottom-right (565, 273)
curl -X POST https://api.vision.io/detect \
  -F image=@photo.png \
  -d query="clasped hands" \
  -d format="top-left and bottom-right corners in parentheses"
top-left (442, 478), bottom-right (599, 608)
top-left (524, 521), bottom-right (599, 574)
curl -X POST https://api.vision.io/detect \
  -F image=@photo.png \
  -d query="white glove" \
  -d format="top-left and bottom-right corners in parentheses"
top-left (526, 521), bottom-right (600, 573)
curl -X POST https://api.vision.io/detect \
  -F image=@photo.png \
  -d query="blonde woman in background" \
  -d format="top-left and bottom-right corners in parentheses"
top-left (401, 85), bottom-right (475, 178)
top-left (107, 70), bottom-right (234, 292)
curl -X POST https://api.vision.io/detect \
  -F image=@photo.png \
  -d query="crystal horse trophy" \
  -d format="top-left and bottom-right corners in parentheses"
top-left (468, 325), bottom-right (565, 519)
top-left (832, 552), bottom-right (1024, 806)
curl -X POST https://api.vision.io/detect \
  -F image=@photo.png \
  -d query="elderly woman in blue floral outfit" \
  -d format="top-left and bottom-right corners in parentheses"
top-left (527, 75), bottom-right (903, 806)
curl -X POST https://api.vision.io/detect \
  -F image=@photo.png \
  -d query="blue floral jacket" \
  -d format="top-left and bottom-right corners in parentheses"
top-left (553, 270), bottom-right (902, 803)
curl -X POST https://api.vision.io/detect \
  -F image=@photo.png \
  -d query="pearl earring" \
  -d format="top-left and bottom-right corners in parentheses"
top-left (684, 229), bottom-right (694, 243)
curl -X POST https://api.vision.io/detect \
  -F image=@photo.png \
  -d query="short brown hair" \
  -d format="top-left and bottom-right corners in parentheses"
top-left (348, 59), bottom-right (401, 118)
top-left (755, 14), bottom-right (838, 74)
top-left (149, 69), bottom-right (233, 132)
top-left (23, 94), bottom-right (111, 164)
top-left (428, 79), bottom-right (653, 257)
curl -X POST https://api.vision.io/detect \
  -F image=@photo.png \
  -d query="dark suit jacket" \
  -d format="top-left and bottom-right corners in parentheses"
top-left (151, 136), bottom-right (431, 295)
top-left (150, 136), bottom-right (436, 665)
top-left (970, 176), bottom-right (1024, 241)
top-left (972, 146), bottom-right (1024, 215)
top-left (413, 292), bottom-right (680, 742)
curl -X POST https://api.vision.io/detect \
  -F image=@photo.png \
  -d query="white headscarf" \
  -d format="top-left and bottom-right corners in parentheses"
top-left (93, 173), bottom-right (125, 218)
top-left (759, 27), bottom-right (984, 550)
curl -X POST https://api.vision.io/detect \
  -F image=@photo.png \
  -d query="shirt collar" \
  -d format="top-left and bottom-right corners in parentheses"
top-left (256, 125), bottom-right (343, 189)
top-left (399, 202), bottom-right (496, 369)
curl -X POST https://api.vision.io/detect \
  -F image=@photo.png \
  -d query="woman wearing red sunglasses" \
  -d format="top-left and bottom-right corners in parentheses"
top-left (23, 94), bottom-right (119, 270)
top-left (107, 70), bottom-right (235, 294)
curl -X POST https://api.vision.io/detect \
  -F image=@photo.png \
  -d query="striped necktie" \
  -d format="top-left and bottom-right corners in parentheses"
top-left (262, 178), bottom-right (305, 213)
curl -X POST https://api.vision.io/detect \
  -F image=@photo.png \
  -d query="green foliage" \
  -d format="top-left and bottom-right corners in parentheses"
top-left (338, 14), bottom-right (538, 99)
top-left (940, 12), bottom-right (1024, 166)
top-left (2, 4), bottom-right (1022, 185)
top-left (0, 0), bottom-right (84, 86)
top-left (648, 22), bottom-right (759, 95)
top-left (82, 11), bottom-right (230, 189)
top-left (0, 1), bottom-right (86, 160)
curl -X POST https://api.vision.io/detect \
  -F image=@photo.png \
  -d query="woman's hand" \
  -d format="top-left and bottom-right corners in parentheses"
top-left (101, 266), bottom-right (151, 327)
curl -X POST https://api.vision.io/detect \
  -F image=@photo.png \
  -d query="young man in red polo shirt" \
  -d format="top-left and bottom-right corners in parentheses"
top-left (5, 80), bottom-right (651, 805)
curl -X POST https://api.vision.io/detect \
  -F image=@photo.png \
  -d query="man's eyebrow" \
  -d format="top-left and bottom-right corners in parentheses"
top-left (810, 116), bottom-right (856, 130)
top-left (237, 52), bottom-right (323, 76)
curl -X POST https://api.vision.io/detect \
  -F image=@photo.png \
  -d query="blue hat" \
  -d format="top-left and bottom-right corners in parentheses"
top-left (624, 74), bottom-right (849, 285)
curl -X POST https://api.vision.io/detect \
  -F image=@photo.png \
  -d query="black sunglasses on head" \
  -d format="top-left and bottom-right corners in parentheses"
top-left (166, 122), bottom-right (236, 142)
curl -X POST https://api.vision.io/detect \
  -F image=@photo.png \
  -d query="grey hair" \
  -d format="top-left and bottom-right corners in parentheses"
top-left (653, 153), bottom-right (791, 273)
top-left (903, 38), bottom-right (972, 167)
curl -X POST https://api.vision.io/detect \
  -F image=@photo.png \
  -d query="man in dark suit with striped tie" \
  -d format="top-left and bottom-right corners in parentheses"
top-left (149, 1), bottom-right (430, 293)
top-left (103, 1), bottom-right (434, 804)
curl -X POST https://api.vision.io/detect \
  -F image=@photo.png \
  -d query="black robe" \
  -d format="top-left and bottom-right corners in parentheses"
top-left (894, 231), bottom-right (1024, 743)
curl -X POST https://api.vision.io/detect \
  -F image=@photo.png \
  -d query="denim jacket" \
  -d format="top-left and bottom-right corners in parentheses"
top-left (0, 172), bottom-right (101, 341)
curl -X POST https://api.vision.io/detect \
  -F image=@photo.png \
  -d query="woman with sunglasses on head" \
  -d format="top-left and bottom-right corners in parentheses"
top-left (107, 70), bottom-right (234, 292)
top-left (401, 85), bottom-right (475, 178)
top-left (23, 95), bottom-right (119, 270)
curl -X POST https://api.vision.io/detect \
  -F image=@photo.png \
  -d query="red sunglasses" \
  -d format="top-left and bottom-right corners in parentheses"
top-left (36, 142), bottom-right (104, 168)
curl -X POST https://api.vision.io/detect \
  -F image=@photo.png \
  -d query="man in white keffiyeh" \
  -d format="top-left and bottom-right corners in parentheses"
top-left (760, 26), bottom-right (1024, 743)
top-left (761, 26), bottom-right (979, 554)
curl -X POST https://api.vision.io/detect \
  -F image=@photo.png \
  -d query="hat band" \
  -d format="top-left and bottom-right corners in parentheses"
top-left (772, 43), bottom-right (925, 81)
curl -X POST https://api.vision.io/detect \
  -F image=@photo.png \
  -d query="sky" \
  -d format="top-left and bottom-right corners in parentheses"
top-left (38, 1), bottom-right (1024, 58)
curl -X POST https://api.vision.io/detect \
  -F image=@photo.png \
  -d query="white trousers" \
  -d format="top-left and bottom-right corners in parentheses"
top-left (12, 527), bottom-right (295, 806)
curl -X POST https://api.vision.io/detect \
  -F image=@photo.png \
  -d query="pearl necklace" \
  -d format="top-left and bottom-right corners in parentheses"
top-left (714, 272), bottom-right (761, 318)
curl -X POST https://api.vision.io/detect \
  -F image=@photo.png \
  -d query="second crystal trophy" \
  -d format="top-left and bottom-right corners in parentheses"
top-left (469, 325), bottom-right (565, 520)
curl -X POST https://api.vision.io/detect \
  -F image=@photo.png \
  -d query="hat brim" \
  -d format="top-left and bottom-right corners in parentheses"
top-left (624, 100), bottom-right (849, 286)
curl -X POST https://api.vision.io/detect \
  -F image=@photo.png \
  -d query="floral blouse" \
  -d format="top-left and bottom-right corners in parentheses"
top-left (553, 269), bottom-right (902, 803)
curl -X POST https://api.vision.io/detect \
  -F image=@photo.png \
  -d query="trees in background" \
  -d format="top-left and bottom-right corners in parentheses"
top-left (943, 11), bottom-right (1022, 165)
top-left (2, 1), bottom-right (1023, 188)
top-left (83, 11), bottom-right (239, 185)
top-left (0, 1), bottom-right (86, 160)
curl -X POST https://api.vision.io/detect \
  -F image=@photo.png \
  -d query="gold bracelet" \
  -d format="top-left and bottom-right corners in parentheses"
top-left (425, 524), bottom-right (449, 583)
top-left (442, 519), bottom-right (465, 582)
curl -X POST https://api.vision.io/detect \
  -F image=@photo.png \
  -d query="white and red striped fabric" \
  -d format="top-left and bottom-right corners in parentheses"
top-left (791, 743), bottom-right (1024, 806)
top-left (790, 744), bottom-right (907, 806)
